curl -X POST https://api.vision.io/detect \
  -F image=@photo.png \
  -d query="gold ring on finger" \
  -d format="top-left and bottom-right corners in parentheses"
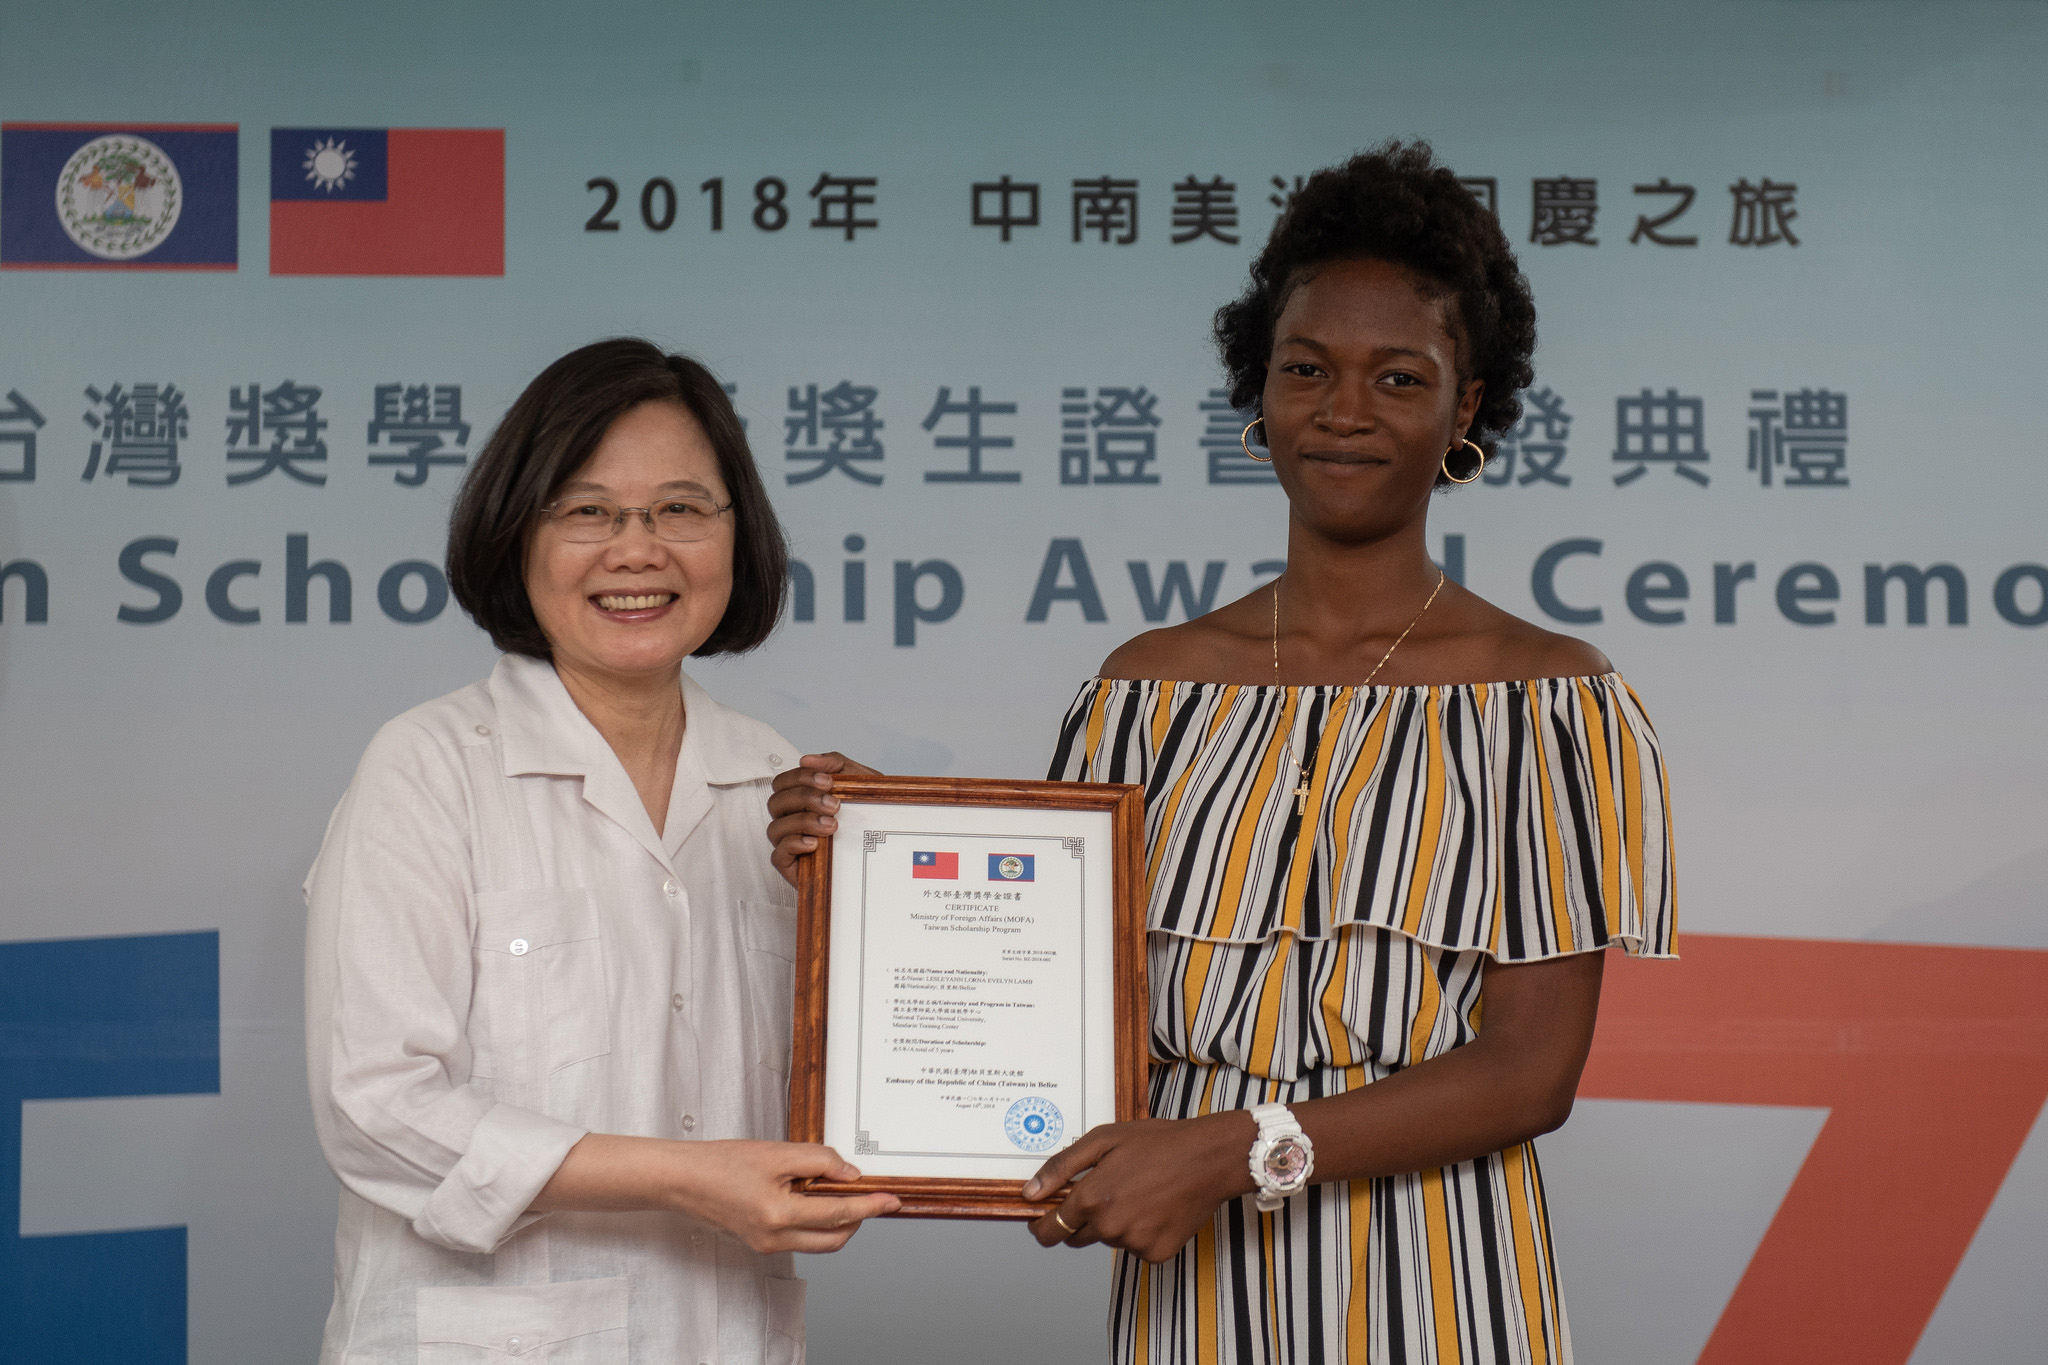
top-left (1052, 1210), bottom-right (1077, 1235)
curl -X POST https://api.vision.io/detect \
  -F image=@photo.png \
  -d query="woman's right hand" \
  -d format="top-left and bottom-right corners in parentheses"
top-left (766, 752), bottom-right (881, 886)
top-left (533, 1133), bottom-right (899, 1254)
top-left (676, 1140), bottom-right (900, 1254)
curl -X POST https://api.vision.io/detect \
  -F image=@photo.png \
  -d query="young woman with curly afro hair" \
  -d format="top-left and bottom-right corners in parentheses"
top-left (773, 141), bottom-right (1677, 1364)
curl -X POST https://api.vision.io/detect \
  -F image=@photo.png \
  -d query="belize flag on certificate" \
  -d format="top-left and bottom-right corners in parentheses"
top-left (1, 123), bottom-right (238, 269)
top-left (270, 127), bottom-right (503, 275)
top-left (988, 854), bottom-right (1036, 882)
top-left (911, 851), bottom-right (959, 880)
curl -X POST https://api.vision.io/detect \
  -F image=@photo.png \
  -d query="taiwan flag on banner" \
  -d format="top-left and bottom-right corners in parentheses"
top-left (911, 852), bottom-right (958, 880)
top-left (1, 123), bottom-right (238, 270)
top-left (269, 127), bottom-right (503, 276)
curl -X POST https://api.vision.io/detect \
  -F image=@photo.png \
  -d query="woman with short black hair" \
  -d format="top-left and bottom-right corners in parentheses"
top-left (772, 144), bottom-right (1677, 1364)
top-left (307, 338), bottom-right (895, 1364)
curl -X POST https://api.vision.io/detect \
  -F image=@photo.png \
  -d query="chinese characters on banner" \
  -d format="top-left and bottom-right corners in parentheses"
top-left (584, 172), bottom-right (1802, 250)
top-left (7, 380), bottom-right (1847, 490)
top-left (50, 384), bottom-right (474, 488)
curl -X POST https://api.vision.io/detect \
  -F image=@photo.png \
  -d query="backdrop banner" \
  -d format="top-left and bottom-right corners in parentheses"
top-left (0, 3), bottom-right (2042, 1362)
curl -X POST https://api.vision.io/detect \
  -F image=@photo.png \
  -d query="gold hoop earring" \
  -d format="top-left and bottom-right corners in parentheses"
top-left (1442, 438), bottom-right (1486, 484)
top-left (1241, 419), bottom-right (1272, 463)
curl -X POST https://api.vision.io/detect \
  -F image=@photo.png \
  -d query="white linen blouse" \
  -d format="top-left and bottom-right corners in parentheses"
top-left (305, 653), bottom-right (808, 1364)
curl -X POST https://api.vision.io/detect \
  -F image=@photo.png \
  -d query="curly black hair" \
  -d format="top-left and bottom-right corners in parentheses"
top-left (1215, 140), bottom-right (1537, 485)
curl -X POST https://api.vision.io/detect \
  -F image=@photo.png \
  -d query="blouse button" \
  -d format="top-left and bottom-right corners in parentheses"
top-left (474, 725), bottom-right (491, 737)
top-left (681, 1113), bottom-right (697, 1133)
top-left (767, 753), bottom-right (784, 767)
top-left (508, 939), bottom-right (530, 956)
top-left (663, 879), bottom-right (680, 898)
top-left (505, 1336), bottom-right (524, 1354)
top-left (671, 993), bottom-right (685, 1013)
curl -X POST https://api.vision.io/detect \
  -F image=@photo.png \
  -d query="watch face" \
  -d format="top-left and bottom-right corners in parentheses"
top-left (1261, 1136), bottom-right (1309, 1185)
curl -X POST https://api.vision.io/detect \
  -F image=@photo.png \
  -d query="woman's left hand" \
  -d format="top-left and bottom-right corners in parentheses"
top-left (1023, 1111), bottom-right (1256, 1263)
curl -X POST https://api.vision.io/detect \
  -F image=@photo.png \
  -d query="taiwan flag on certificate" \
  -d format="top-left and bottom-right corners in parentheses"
top-left (1, 123), bottom-right (238, 270)
top-left (269, 127), bottom-right (503, 276)
top-left (988, 854), bottom-right (1036, 882)
top-left (911, 852), bottom-right (958, 880)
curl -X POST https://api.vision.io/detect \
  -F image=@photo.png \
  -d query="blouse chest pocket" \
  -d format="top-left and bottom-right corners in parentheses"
top-left (736, 898), bottom-right (798, 1076)
top-left (470, 887), bottom-right (612, 1087)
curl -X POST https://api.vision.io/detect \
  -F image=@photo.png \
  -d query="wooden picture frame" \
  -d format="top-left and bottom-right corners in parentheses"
top-left (790, 775), bottom-right (1149, 1219)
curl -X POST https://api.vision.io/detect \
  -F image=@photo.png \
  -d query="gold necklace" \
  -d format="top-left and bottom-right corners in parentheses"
top-left (1271, 569), bottom-right (1447, 815)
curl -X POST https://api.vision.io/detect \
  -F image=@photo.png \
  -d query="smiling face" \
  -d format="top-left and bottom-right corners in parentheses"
top-left (1261, 256), bottom-right (1483, 545)
top-left (522, 400), bottom-right (734, 689)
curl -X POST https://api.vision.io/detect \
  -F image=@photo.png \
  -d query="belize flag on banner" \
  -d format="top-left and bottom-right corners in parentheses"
top-left (911, 852), bottom-right (959, 880)
top-left (270, 127), bottom-right (503, 275)
top-left (0, 123), bottom-right (238, 269)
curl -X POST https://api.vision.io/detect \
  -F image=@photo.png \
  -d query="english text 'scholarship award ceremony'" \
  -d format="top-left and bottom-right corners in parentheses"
top-left (0, 3), bottom-right (2042, 1362)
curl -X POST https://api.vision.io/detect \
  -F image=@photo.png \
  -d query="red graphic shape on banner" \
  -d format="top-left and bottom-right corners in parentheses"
top-left (1579, 933), bottom-right (2048, 1365)
top-left (270, 129), bottom-right (503, 276)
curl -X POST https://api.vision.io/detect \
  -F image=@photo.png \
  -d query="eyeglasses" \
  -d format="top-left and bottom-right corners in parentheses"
top-left (538, 495), bottom-right (734, 543)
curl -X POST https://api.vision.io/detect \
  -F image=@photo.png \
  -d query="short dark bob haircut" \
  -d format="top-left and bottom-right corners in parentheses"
top-left (1215, 140), bottom-right (1538, 486)
top-left (447, 337), bottom-right (788, 659)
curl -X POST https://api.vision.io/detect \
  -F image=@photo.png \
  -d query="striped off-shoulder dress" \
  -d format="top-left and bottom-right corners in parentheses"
top-left (1048, 673), bottom-right (1677, 1365)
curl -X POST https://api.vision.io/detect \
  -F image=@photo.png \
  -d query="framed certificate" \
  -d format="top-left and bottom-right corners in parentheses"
top-left (789, 775), bottom-right (1149, 1219)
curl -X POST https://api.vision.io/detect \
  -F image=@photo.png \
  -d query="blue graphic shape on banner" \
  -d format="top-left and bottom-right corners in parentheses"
top-left (270, 127), bottom-right (389, 201)
top-left (0, 125), bottom-right (238, 268)
top-left (0, 932), bottom-right (220, 1364)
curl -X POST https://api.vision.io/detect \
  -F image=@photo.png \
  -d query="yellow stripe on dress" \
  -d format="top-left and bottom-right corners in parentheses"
top-left (1181, 939), bottom-right (1218, 1063)
top-left (1419, 1166), bottom-right (1464, 1365)
top-left (1627, 680), bottom-right (1678, 953)
top-left (1317, 927), bottom-right (1358, 1070)
top-left (1575, 678), bottom-right (1624, 942)
top-left (1400, 689), bottom-right (1451, 939)
top-left (1148, 686), bottom-right (1234, 893)
top-left (1211, 688), bottom-right (1292, 940)
top-left (1194, 1216), bottom-right (1219, 1365)
top-left (1407, 947), bottom-right (1442, 1064)
top-left (1276, 688), bottom-right (1353, 936)
top-left (1151, 680), bottom-right (1178, 754)
top-left (1501, 1142), bottom-right (1551, 1365)
top-left (1344, 1177), bottom-right (1374, 1360)
top-left (1614, 686), bottom-right (1647, 936)
top-left (1329, 693), bottom-right (1397, 932)
top-left (1084, 678), bottom-right (1114, 778)
top-left (1525, 687), bottom-right (1576, 955)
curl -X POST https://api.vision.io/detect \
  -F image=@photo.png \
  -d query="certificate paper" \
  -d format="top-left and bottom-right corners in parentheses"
top-left (824, 801), bottom-right (1115, 1178)
top-left (791, 776), bottom-right (1146, 1216)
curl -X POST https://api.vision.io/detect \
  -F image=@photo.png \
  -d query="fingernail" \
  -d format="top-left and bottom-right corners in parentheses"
top-left (1022, 1179), bottom-right (1041, 1199)
top-left (823, 796), bottom-right (839, 811)
top-left (801, 836), bottom-right (815, 847)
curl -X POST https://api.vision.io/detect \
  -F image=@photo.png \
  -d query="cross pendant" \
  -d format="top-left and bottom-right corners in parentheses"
top-left (1292, 779), bottom-right (1311, 814)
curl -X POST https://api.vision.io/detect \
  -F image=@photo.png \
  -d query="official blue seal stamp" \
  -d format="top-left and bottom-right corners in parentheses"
top-left (1003, 1095), bottom-right (1064, 1152)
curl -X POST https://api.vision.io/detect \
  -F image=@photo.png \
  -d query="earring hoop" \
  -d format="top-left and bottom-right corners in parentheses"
top-left (1442, 438), bottom-right (1486, 484)
top-left (1241, 419), bottom-right (1272, 463)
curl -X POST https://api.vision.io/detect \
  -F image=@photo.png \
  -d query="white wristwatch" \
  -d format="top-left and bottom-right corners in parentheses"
top-left (1247, 1102), bottom-right (1315, 1211)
